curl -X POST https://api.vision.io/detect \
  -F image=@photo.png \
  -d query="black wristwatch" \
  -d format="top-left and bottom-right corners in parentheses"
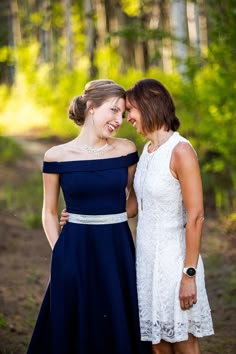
top-left (183, 267), bottom-right (196, 278)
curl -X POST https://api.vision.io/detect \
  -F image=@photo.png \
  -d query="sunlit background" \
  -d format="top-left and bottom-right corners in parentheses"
top-left (0, 1), bottom-right (235, 353)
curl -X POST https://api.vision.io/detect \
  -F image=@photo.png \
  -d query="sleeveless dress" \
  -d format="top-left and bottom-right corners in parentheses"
top-left (27, 152), bottom-right (150, 354)
top-left (134, 132), bottom-right (214, 344)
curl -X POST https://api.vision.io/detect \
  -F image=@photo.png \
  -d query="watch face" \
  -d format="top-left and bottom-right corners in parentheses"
top-left (187, 267), bottom-right (196, 276)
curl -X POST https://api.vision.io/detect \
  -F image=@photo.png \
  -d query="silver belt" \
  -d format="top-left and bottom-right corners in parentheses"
top-left (68, 212), bottom-right (127, 225)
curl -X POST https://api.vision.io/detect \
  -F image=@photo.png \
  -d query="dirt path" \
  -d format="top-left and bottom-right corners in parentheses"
top-left (0, 137), bottom-right (235, 353)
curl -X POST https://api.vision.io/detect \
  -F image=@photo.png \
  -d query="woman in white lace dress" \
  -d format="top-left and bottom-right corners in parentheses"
top-left (126, 79), bottom-right (214, 354)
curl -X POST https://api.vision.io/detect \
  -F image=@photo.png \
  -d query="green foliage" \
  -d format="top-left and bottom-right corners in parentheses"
top-left (1, 7), bottom-right (236, 214)
top-left (181, 62), bottom-right (236, 212)
top-left (0, 44), bottom-right (86, 137)
top-left (0, 313), bottom-right (7, 329)
top-left (1, 171), bottom-right (43, 229)
top-left (224, 213), bottom-right (236, 234)
top-left (0, 162), bottom-right (65, 229)
top-left (122, 0), bottom-right (140, 16)
top-left (0, 84), bottom-right (10, 115)
top-left (22, 212), bottom-right (42, 229)
top-left (0, 136), bottom-right (24, 162)
top-left (96, 46), bottom-right (122, 80)
top-left (0, 46), bottom-right (15, 64)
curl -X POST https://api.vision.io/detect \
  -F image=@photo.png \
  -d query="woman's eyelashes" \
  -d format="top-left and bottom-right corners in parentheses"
top-left (110, 107), bottom-right (126, 119)
top-left (110, 107), bottom-right (119, 113)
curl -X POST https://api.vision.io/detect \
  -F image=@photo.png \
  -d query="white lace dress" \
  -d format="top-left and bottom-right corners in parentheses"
top-left (134, 132), bottom-right (214, 344)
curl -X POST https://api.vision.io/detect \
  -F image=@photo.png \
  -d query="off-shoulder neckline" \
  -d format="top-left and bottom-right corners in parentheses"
top-left (43, 151), bottom-right (138, 164)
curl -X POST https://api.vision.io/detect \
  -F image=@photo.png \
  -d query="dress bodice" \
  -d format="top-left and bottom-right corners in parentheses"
top-left (134, 132), bottom-right (188, 231)
top-left (43, 152), bottom-right (138, 215)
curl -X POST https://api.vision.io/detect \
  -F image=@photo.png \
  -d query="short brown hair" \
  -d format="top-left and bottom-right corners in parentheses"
top-left (126, 78), bottom-right (180, 133)
top-left (68, 79), bottom-right (126, 126)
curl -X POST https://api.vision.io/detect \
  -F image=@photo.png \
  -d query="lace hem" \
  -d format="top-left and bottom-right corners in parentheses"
top-left (140, 318), bottom-right (214, 344)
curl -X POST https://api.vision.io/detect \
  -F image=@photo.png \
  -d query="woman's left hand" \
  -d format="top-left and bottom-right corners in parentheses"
top-left (59, 209), bottom-right (69, 227)
top-left (179, 275), bottom-right (197, 310)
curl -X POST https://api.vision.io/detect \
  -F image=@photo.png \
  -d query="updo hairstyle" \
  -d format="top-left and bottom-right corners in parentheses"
top-left (68, 79), bottom-right (126, 126)
top-left (126, 78), bottom-right (180, 133)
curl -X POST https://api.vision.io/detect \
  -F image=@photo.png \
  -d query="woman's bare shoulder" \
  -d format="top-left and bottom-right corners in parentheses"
top-left (173, 141), bottom-right (197, 160)
top-left (110, 137), bottom-right (137, 155)
top-left (44, 141), bottom-right (73, 162)
top-left (171, 141), bottom-right (199, 174)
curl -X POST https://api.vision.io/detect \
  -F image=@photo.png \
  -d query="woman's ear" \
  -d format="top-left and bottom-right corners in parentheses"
top-left (86, 100), bottom-right (94, 113)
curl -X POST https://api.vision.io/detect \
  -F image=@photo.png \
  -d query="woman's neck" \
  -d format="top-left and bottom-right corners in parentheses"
top-left (147, 128), bottom-right (173, 153)
top-left (76, 127), bottom-right (107, 148)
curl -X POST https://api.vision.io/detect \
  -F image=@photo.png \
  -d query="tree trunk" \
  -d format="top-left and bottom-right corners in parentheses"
top-left (10, 0), bottom-right (22, 46)
top-left (63, 0), bottom-right (73, 70)
top-left (103, 0), bottom-right (112, 33)
top-left (139, 6), bottom-right (149, 72)
top-left (186, 0), bottom-right (200, 54)
top-left (39, 0), bottom-right (53, 63)
top-left (0, 0), bottom-right (16, 85)
top-left (197, 0), bottom-right (208, 55)
top-left (84, 0), bottom-right (98, 79)
top-left (170, 0), bottom-right (188, 73)
top-left (115, 2), bottom-right (136, 74)
top-left (159, 0), bottom-right (173, 73)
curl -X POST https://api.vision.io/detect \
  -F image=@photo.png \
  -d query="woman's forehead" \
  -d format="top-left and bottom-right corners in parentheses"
top-left (126, 97), bottom-right (137, 108)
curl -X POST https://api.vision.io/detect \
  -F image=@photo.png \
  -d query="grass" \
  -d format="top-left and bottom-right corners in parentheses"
top-left (0, 172), bottom-right (43, 229)
top-left (0, 136), bottom-right (24, 162)
top-left (0, 313), bottom-right (7, 329)
top-left (0, 136), bottom-right (65, 230)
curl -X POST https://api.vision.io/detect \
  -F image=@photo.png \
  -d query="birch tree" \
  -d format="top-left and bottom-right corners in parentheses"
top-left (197, 0), bottom-right (208, 55)
top-left (170, 0), bottom-right (188, 72)
top-left (159, 0), bottom-right (173, 73)
top-left (39, 0), bottom-right (53, 63)
top-left (186, 0), bottom-right (200, 55)
top-left (63, 0), bottom-right (73, 70)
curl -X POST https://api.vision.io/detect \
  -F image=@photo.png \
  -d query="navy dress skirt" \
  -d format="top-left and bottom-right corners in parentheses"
top-left (27, 152), bottom-right (150, 354)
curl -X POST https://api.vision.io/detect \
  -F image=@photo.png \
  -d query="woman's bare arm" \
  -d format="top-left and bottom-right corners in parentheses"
top-left (171, 142), bottom-right (204, 310)
top-left (42, 153), bottom-right (61, 249)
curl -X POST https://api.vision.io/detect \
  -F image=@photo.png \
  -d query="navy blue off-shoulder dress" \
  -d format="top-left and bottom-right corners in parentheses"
top-left (27, 152), bottom-right (150, 354)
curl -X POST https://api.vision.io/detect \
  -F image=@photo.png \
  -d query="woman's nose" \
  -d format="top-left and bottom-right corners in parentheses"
top-left (116, 113), bottom-right (123, 125)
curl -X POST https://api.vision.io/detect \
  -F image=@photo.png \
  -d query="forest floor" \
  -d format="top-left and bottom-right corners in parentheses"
top-left (0, 136), bottom-right (235, 354)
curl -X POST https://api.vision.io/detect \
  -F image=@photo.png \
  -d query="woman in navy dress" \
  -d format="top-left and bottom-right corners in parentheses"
top-left (27, 79), bottom-right (150, 354)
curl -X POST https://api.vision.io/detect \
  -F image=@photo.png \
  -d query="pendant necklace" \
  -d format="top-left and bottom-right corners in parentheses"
top-left (148, 131), bottom-right (173, 153)
top-left (140, 151), bottom-right (155, 211)
top-left (140, 132), bottom-right (173, 210)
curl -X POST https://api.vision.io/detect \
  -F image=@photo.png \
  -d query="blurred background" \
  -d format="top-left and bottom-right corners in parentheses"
top-left (0, 0), bottom-right (235, 353)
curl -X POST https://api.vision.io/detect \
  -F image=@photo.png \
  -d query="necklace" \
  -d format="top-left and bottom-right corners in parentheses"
top-left (140, 132), bottom-right (173, 210)
top-left (148, 131), bottom-right (173, 153)
top-left (140, 151), bottom-right (156, 211)
top-left (84, 142), bottom-right (110, 156)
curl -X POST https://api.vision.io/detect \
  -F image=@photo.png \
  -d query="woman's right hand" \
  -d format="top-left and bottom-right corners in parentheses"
top-left (59, 208), bottom-right (69, 227)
